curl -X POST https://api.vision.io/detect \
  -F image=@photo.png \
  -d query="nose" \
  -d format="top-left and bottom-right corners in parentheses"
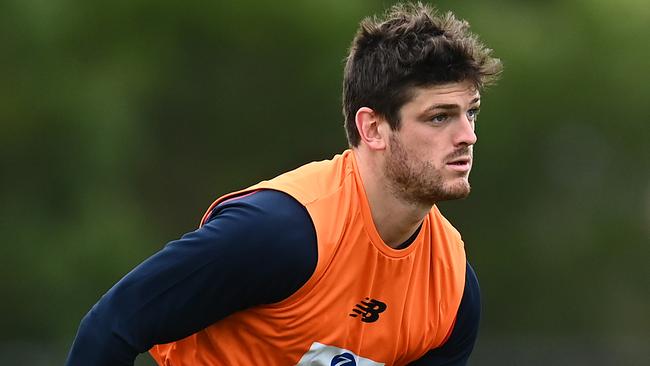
top-left (454, 115), bottom-right (477, 147)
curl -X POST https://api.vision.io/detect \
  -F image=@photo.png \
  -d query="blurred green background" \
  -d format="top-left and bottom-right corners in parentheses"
top-left (1, 0), bottom-right (648, 365)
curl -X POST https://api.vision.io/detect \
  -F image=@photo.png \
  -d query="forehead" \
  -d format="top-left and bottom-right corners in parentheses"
top-left (406, 81), bottom-right (480, 108)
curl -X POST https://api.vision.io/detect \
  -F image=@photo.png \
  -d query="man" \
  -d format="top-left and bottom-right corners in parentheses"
top-left (66, 2), bottom-right (501, 365)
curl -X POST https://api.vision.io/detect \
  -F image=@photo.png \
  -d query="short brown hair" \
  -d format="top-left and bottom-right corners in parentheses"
top-left (342, 2), bottom-right (502, 146)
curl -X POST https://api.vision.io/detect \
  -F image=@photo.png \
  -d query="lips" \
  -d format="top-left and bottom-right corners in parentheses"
top-left (447, 156), bottom-right (472, 165)
top-left (446, 157), bottom-right (472, 172)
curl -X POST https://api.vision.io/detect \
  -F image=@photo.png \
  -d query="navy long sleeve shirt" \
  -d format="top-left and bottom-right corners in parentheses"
top-left (66, 190), bottom-right (480, 365)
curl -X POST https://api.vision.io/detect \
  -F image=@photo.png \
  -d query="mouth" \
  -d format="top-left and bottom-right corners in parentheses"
top-left (445, 157), bottom-right (472, 172)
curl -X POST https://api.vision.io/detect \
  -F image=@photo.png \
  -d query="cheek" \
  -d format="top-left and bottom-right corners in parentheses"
top-left (411, 136), bottom-right (445, 162)
top-left (396, 126), bottom-right (447, 165)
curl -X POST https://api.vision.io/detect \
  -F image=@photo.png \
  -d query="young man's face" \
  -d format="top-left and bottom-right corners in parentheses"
top-left (383, 80), bottom-right (480, 206)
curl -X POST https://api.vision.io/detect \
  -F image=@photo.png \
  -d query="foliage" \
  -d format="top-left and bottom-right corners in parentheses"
top-left (1, 0), bottom-right (647, 364)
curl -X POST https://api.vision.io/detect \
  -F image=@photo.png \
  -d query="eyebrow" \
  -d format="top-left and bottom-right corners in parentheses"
top-left (423, 97), bottom-right (481, 112)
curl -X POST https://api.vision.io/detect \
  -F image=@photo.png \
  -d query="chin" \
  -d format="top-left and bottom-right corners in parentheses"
top-left (440, 180), bottom-right (471, 201)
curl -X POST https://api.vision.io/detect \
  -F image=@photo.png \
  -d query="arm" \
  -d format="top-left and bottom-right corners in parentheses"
top-left (65, 190), bottom-right (318, 366)
top-left (408, 262), bottom-right (481, 366)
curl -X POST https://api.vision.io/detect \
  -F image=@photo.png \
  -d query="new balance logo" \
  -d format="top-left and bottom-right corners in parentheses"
top-left (349, 298), bottom-right (387, 323)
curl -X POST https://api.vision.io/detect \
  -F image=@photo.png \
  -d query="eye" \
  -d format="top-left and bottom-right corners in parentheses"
top-left (467, 108), bottom-right (480, 121)
top-left (430, 114), bottom-right (449, 123)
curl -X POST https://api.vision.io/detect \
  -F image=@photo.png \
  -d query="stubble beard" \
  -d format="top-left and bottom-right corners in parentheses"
top-left (384, 134), bottom-right (472, 207)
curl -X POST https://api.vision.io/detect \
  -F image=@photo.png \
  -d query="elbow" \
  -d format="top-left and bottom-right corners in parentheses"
top-left (66, 300), bottom-right (138, 366)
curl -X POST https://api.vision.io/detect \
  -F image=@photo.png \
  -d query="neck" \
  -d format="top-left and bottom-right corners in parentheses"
top-left (353, 149), bottom-right (432, 248)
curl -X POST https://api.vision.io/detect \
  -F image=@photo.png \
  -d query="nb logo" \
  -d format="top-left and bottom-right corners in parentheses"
top-left (349, 297), bottom-right (387, 323)
top-left (331, 352), bottom-right (356, 366)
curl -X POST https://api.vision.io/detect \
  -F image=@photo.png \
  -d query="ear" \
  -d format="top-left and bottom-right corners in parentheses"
top-left (355, 107), bottom-right (387, 150)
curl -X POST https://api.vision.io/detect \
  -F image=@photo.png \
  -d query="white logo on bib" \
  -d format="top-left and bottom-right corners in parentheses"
top-left (295, 342), bottom-right (385, 366)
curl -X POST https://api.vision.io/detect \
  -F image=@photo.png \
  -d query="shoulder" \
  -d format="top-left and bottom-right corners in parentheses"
top-left (207, 189), bottom-right (314, 233)
top-left (203, 189), bottom-right (319, 304)
top-left (248, 151), bottom-right (355, 205)
top-left (430, 205), bottom-right (463, 243)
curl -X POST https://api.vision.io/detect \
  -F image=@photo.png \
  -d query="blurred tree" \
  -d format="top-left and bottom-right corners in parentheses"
top-left (0, 0), bottom-right (647, 364)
